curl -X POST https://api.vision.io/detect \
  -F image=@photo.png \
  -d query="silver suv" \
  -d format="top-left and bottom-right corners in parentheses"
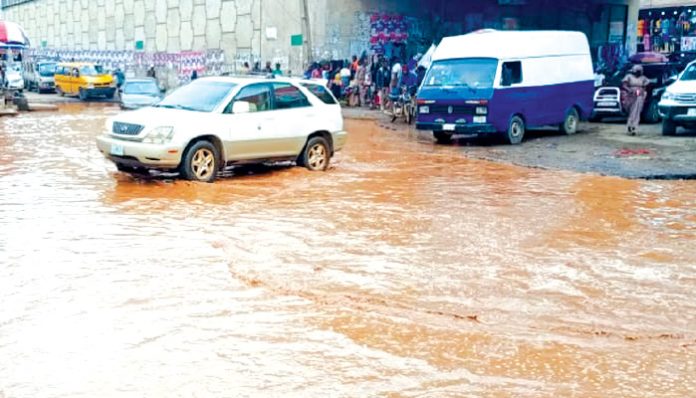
top-left (96, 77), bottom-right (347, 182)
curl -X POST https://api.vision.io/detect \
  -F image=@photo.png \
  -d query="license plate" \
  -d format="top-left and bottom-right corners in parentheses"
top-left (443, 123), bottom-right (456, 131)
top-left (597, 101), bottom-right (616, 107)
top-left (688, 109), bottom-right (696, 117)
top-left (110, 144), bottom-right (124, 156)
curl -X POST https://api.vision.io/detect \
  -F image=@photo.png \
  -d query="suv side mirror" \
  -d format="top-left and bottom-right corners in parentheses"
top-left (666, 75), bottom-right (678, 85)
top-left (232, 101), bottom-right (251, 114)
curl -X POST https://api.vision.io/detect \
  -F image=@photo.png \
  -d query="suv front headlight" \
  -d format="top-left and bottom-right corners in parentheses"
top-left (142, 126), bottom-right (175, 144)
top-left (662, 92), bottom-right (675, 101)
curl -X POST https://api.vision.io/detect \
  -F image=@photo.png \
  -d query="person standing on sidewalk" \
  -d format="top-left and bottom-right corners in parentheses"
top-left (622, 64), bottom-right (650, 136)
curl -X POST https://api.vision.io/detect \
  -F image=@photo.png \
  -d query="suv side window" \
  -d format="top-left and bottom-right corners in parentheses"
top-left (227, 83), bottom-right (272, 113)
top-left (272, 83), bottom-right (311, 110)
top-left (301, 83), bottom-right (337, 105)
top-left (501, 61), bottom-right (523, 86)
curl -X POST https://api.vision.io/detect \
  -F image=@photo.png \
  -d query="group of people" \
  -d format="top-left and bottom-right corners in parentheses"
top-left (304, 54), bottom-right (426, 110)
top-left (239, 61), bottom-right (285, 76)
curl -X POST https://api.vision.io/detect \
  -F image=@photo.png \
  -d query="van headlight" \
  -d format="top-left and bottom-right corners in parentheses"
top-left (142, 126), bottom-right (174, 144)
top-left (662, 92), bottom-right (674, 101)
top-left (419, 106), bottom-right (430, 114)
top-left (476, 107), bottom-right (488, 115)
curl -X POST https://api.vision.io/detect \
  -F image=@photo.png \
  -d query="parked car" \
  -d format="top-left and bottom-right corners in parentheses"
top-left (416, 30), bottom-right (594, 145)
top-left (4, 63), bottom-right (24, 91)
top-left (119, 78), bottom-right (164, 110)
top-left (658, 60), bottom-right (696, 135)
top-left (55, 62), bottom-right (116, 100)
top-left (22, 60), bottom-right (57, 93)
top-left (591, 62), bottom-right (680, 124)
top-left (96, 77), bottom-right (348, 182)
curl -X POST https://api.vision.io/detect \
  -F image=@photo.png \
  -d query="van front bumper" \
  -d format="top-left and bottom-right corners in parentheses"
top-left (96, 135), bottom-right (183, 170)
top-left (85, 87), bottom-right (116, 97)
top-left (416, 122), bottom-right (498, 134)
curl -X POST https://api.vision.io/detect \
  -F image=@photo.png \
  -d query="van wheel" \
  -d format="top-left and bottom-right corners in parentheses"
top-left (79, 88), bottom-right (88, 101)
top-left (662, 119), bottom-right (677, 136)
top-left (506, 116), bottom-right (525, 145)
top-left (300, 136), bottom-right (331, 171)
top-left (560, 108), bottom-right (579, 135)
top-left (433, 131), bottom-right (453, 144)
top-left (180, 141), bottom-right (219, 183)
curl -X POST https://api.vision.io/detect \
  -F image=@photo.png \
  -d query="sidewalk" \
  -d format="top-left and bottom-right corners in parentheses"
top-left (343, 107), bottom-right (696, 180)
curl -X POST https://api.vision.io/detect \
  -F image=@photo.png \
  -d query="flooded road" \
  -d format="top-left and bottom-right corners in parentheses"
top-left (1, 104), bottom-right (695, 397)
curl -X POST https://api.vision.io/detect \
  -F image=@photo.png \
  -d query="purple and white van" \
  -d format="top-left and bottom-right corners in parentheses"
top-left (416, 30), bottom-right (594, 145)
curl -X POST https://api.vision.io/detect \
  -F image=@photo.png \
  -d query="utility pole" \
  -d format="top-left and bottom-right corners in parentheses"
top-left (300, 0), bottom-right (313, 67)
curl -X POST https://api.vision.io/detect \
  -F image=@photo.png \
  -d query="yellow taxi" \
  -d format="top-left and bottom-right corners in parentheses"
top-left (54, 62), bottom-right (117, 100)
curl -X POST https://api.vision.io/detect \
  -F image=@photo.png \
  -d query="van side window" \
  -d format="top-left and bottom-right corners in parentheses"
top-left (501, 61), bottom-right (523, 86)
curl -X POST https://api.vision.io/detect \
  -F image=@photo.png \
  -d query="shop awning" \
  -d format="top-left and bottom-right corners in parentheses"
top-left (641, 1), bottom-right (696, 9)
top-left (0, 20), bottom-right (30, 48)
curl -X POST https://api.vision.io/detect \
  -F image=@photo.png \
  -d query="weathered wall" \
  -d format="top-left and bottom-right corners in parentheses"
top-left (5, 0), bottom-right (428, 81)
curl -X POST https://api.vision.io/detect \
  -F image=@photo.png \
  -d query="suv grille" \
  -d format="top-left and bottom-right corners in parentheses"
top-left (112, 122), bottom-right (144, 136)
top-left (674, 94), bottom-right (696, 103)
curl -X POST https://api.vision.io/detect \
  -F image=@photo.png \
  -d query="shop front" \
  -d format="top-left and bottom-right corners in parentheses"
top-left (638, 3), bottom-right (696, 56)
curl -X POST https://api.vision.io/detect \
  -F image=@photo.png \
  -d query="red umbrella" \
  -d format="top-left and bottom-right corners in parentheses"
top-left (0, 20), bottom-right (30, 47)
top-left (630, 52), bottom-right (669, 64)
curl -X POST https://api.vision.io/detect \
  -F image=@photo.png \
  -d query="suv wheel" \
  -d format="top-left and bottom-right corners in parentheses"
top-left (180, 141), bottom-right (219, 182)
top-left (560, 108), bottom-right (579, 135)
top-left (301, 136), bottom-right (330, 171)
top-left (662, 119), bottom-right (677, 136)
top-left (506, 115), bottom-right (525, 145)
top-left (643, 101), bottom-right (661, 124)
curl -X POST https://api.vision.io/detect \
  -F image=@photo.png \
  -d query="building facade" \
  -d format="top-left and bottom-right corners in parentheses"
top-left (2, 0), bottom-right (641, 86)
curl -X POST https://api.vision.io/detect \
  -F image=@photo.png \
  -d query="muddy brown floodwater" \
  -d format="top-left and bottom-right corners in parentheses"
top-left (1, 103), bottom-right (695, 397)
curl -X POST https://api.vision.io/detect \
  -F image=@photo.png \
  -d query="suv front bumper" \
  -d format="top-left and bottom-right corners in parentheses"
top-left (658, 104), bottom-right (696, 123)
top-left (96, 135), bottom-right (183, 170)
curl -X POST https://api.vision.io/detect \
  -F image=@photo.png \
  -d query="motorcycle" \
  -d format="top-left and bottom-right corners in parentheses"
top-left (390, 85), bottom-right (416, 124)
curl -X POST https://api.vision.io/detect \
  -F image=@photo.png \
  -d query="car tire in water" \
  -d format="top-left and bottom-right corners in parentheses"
top-left (300, 136), bottom-right (331, 172)
top-left (560, 107), bottom-right (579, 135)
top-left (57, 86), bottom-right (64, 97)
top-left (79, 88), bottom-right (88, 101)
top-left (433, 130), bottom-right (453, 144)
top-left (662, 119), bottom-right (677, 136)
top-left (506, 115), bottom-right (525, 145)
top-left (180, 140), bottom-right (219, 183)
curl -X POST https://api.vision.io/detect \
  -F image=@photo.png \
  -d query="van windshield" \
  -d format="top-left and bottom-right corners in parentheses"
top-left (80, 65), bottom-right (105, 76)
top-left (38, 64), bottom-right (57, 77)
top-left (424, 58), bottom-right (498, 90)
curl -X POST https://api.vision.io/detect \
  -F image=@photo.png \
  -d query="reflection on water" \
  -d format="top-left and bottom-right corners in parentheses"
top-left (1, 105), bottom-right (695, 397)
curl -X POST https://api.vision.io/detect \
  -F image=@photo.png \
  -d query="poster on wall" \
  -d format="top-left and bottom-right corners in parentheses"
top-left (609, 21), bottom-right (624, 44)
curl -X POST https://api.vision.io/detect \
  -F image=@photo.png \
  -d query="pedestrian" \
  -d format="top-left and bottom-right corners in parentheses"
top-left (355, 60), bottom-right (367, 107)
top-left (147, 65), bottom-right (156, 79)
top-left (311, 64), bottom-right (322, 79)
top-left (241, 62), bottom-right (250, 75)
top-left (264, 61), bottom-right (273, 74)
top-left (191, 69), bottom-right (198, 81)
top-left (622, 64), bottom-right (650, 136)
top-left (272, 63), bottom-right (283, 76)
top-left (340, 62), bottom-right (351, 94)
top-left (376, 61), bottom-right (390, 111)
top-left (253, 62), bottom-right (261, 73)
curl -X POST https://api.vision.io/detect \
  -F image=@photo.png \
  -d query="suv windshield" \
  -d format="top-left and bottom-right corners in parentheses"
top-left (157, 80), bottom-right (237, 112)
top-left (681, 64), bottom-right (696, 81)
top-left (424, 58), bottom-right (498, 89)
top-left (38, 63), bottom-right (56, 77)
top-left (80, 65), bottom-right (104, 76)
top-left (123, 81), bottom-right (160, 95)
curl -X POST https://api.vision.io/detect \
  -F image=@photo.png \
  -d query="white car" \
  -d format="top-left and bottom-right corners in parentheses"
top-left (5, 65), bottom-right (24, 90)
top-left (96, 76), bottom-right (347, 182)
top-left (659, 61), bottom-right (696, 135)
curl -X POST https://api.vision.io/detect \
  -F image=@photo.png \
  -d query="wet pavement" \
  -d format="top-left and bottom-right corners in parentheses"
top-left (1, 104), bottom-right (695, 397)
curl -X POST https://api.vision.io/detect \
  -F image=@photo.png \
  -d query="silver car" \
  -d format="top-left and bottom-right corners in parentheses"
top-left (119, 78), bottom-right (164, 110)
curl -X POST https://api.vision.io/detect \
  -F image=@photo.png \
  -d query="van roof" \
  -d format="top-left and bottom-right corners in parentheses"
top-left (432, 30), bottom-right (590, 62)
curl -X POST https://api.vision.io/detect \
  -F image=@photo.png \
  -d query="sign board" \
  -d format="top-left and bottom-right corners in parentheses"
top-left (266, 27), bottom-right (277, 40)
top-left (291, 34), bottom-right (303, 46)
top-left (609, 21), bottom-right (624, 44)
top-left (135, 40), bottom-right (144, 50)
top-left (683, 36), bottom-right (696, 52)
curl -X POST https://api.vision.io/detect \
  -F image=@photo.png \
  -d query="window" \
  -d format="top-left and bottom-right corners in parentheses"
top-left (424, 58), bottom-right (498, 89)
top-left (228, 84), bottom-right (272, 113)
top-left (501, 61), bottom-right (522, 86)
top-left (272, 83), bottom-right (311, 110)
top-left (157, 80), bottom-right (237, 113)
top-left (301, 83), bottom-right (337, 105)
